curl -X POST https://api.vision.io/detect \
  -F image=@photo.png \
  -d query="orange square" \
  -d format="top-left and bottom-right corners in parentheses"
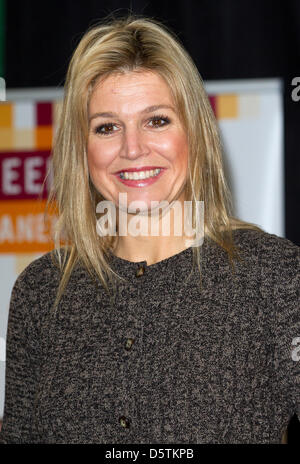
top-left (0, 103), bottom-right (13, 127)
top-left (35, 125), bottom-right (53, 149)
top-left (216, 95), bottom-right (238, 119)
top-left (0, 127), bottom-right (14, 150)
top-left (0, 199), bottom-right (58, 253)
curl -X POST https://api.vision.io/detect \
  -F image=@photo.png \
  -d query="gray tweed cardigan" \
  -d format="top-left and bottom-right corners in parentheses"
top-left (0, 229), bottom-right (299, 444)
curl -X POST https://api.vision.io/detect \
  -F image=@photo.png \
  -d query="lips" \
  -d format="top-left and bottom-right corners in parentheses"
top-left (114, 166), bottom-right (164, 174)
top-left (113, 167), bottom-right (166, 188)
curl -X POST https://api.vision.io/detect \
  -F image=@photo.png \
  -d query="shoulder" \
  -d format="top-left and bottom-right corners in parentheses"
top-left (7, 250), bottom-right (71, 332)
top-left (6, 251), bottom-right (65, 338)
top-left (12, 249), bottom-right (63, 296)
top-left (231, 228), bottom-right (299, 295)
top-left (232, 228), bottom-right (299, 263)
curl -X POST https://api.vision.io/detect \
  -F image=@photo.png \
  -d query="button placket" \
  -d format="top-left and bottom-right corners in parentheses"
top-left (119, 415), bottom-right (130, 429)
top-left (125, 337), bottom-right (135, 351)
top-left (118, 262), bottom-right (147, 435)
top-left (135, 264), bottom-right (145, 277)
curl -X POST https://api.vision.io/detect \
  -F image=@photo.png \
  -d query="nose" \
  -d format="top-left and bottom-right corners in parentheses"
top-left (120, 126), bottom-right (150, 160)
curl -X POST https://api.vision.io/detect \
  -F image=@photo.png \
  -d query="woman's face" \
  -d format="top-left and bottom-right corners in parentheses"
top-left (87, 70), bottom-right (189, 212)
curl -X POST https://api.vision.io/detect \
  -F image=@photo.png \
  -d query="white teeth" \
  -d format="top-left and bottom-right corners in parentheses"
top-left (120, 168), bottom-right (161, 180)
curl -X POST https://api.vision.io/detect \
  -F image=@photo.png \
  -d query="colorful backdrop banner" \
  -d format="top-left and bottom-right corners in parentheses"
top-left (205, 78), bottom-right (284, 239)
top-left (0, 79), bottom-right (283, 418)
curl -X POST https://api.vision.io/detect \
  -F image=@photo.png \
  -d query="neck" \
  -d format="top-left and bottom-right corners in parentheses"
top-left (110, 194), bottom-right (199, 264)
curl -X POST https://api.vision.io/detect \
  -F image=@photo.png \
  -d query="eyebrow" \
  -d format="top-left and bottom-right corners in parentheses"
top-left (89, 104), bottom-right (176, 122)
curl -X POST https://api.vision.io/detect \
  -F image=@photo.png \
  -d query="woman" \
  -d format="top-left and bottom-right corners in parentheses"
top-left (0, 15), bottom-right (299, 444)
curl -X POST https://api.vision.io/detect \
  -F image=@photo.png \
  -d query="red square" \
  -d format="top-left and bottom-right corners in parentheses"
top-left (36, 102), bottom-right (52, 125)
top-left (208, 95), bottom-right (217, 117)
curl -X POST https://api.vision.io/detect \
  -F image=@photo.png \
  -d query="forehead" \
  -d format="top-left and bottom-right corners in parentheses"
top-left (89, 70), bottom-right (175, 113)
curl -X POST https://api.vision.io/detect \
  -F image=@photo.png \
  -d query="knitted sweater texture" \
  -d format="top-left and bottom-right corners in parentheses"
top-left (0, 229), bottom-right (299, 444)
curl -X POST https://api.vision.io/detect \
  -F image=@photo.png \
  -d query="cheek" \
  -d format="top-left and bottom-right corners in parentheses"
top-left (153, 135), bottom-right (188, 163)
top-left (87, 139), bottom-right (112, 173)
top-left (170, 135), bottom-right (189, 168)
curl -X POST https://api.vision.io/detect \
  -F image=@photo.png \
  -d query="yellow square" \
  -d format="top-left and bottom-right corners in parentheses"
top-left (35, 126), bottom-right (53, 149)
top-left (217, 95), bottom-right (238, 119)
top-left (0, 127), bottom-right (14, 150)
top-left (0, 103), bottom-right (13, 127)
top-left (13, 129), bottom-right (35, 149)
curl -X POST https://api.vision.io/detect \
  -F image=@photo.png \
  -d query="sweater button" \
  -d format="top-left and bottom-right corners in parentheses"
top-left (119, 416), bottom-right (130, 428)
top-left (125, 338), bottom-right (135, 350)
top-left (135, 265), bottom-right (145, 277)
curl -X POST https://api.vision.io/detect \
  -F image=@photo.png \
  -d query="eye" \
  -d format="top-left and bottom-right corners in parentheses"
top-left (94, 123), bottom-right (118, 136)
top-left (148, 115), bottom-right (171, 128)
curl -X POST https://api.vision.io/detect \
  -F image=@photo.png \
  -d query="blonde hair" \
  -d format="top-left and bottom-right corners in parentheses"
top-left (45, 13), bottom-right (263, 312)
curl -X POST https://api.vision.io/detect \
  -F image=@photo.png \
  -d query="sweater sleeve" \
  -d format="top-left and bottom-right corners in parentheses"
top-left (271, 236), bottom-right (300, 421)
top-left (0, 269), bottom-right (41, 444)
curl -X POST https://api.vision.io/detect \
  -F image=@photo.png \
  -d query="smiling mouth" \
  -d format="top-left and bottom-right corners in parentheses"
top-left (118, 168), bottom-right (162, 180)
top-left (114, 167), bottom-right (166, 187)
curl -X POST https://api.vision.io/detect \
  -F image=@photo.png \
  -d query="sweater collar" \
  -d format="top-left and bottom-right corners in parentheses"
top-left (106, 237), bottom-right (211, 284)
